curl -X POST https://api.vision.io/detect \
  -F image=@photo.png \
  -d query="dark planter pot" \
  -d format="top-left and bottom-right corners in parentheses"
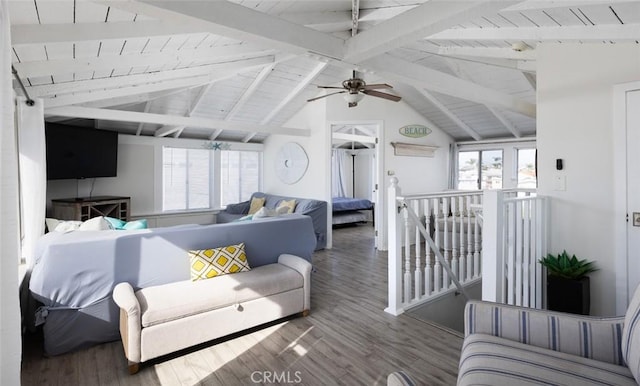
top-left (547, 276), bottom-right (590, 315)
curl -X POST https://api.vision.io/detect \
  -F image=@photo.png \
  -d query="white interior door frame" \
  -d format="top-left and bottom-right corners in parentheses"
top-left (613, 80), bottom-right (640, 314)
top-left (328, 120), bottom-right (385, 250)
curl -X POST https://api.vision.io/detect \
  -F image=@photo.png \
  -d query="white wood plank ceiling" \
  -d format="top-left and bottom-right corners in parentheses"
top-left (9, 0), bottom-right (640, 142)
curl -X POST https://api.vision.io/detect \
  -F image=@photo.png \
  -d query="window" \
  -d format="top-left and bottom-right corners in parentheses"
top-left (220, 151), bottom-right (261, 207)
top-left (457, 150), bottom-right (503, 190)
top-left (517, 148), bottom-right (537, 189)
top-left (162, 147), bottom-right (211, 211)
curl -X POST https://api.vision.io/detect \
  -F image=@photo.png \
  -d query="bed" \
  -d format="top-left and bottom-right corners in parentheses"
top-left (332, 197), bottom-right (374, 226)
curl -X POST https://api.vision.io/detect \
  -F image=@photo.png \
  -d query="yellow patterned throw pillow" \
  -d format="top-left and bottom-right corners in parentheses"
top-left (189, 243), bottom-right (251, 281)
top-left (248, 197), bottom-right (265, 215)
top-left (276, 199), bottom-right (296, 214)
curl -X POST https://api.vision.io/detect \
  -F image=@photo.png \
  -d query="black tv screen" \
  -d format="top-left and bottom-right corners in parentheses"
top-left (45, 123), bottom-right (118, 180)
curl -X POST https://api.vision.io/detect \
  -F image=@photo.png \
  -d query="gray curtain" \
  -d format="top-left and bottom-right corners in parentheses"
top-left (332, 149), bottom-right (348, 197)
top-left (448, 143), bottom-right (457, 189)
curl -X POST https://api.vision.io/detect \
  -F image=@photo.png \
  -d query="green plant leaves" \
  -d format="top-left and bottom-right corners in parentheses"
top-left (538, 250), bottom-right (598, 280)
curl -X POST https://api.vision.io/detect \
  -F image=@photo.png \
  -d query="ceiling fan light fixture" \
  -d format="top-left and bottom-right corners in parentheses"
top-left (343, 92), bottom-right (364, 104)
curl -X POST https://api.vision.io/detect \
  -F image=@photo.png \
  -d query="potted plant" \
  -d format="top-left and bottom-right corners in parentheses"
top-left (539, 251), bottom-right (598, 315)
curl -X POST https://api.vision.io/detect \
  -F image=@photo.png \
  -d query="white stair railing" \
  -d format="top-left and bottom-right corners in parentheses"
top-left (385, 179), bottom-right (547, 316)
top-left (482, 190), bottom-right (547, 308)
top-left (385, 178), bottom-right (482, 315)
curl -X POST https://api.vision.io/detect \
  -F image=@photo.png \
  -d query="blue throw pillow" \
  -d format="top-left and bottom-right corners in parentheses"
top-left (123, 219), bottom-right (148, 230)
top-left (104, 217), bottom-right (126, 230)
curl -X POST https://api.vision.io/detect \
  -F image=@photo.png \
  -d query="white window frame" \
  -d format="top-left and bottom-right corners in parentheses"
top-left (161, 146), bottom-right (215, 212)
top-left (152, 138), bottom-right (264, 213)
top-left (455, 138), bottom-right (536, 190)
top-left (218, 149), bottom-right (263, 208)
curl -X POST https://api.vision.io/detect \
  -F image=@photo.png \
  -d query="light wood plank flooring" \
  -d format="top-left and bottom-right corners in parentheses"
top-left (21, 225), bottom-right (463, 385)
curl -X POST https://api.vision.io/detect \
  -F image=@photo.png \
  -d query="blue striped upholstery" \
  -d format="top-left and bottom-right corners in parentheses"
top-left (464, 300), bottom-right (626, 365)
top-left (387, 371), bottom-right (416, 386)
top-left (458, 334), bottom-right (636, 386)
top-left (622, 285), bottom-right (640, 383)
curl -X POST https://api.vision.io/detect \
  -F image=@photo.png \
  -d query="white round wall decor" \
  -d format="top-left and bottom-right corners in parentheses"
top-left (275, 142), bottom-right (309, 184)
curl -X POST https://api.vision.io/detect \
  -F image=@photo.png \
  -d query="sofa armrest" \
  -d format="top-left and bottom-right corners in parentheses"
top-left (278, 254), bottom-right (312, 311)
top-left (224, 200), bottom-right (250, 214)
top-left (465, 300), bottom-right (626, 365)
top-left (113, 282), bottom-right (142, 364)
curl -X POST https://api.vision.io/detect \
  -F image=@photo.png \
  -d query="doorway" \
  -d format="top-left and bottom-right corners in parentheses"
top-left (329, 122), bottom-right (384, 250)
top-left (614, 82), bottom-right (640, 314)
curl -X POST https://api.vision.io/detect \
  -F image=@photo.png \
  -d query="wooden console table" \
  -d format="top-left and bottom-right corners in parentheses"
top-left (51, 196), bottom-right (131, 221)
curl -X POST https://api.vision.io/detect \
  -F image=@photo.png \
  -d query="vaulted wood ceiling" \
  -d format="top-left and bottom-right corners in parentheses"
top-left (9, 0), bottom-right (640, 142)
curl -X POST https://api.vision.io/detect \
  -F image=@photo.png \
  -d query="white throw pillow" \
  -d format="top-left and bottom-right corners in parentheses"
top-left (54, 220), bottom-right (83, 233)
top-left (78, 216), bottom-right (113, 231)
top-left (252, 207), bottom-right (277, 219)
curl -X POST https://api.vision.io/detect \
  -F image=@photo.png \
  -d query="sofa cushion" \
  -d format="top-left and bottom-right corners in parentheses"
top-left (458, 334), bottom-right (636, 386)
top-left (189, 243), bottom-right (251, 281)
top-left (622, 284), bottom-right (640, 382)
top-left (137, 263), bottom-right (303, 327)
top-left (276, 199), bottom-right (296, 214)
top-left (248, 197), bottom-right (265, 214)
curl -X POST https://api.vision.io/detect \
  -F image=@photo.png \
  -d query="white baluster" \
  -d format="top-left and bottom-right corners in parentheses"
top-left (467, 195), bottom-right (473, 281)
top-left (413, 200), bottom-right (422, 300)
top-left (458, 195), bottom-right (466, 282)
top-left (443, 197), bottom-right (450, 288)
top-left (450, 197), bottom-right (458, 289)
top-left (523, 199), bottom-right (531, 308)
top-left (424, 199), bottom-right (432, 296)
top-left (507, 201), bottom-right (516, 305)
top-left (515, 200), bottom-right (523, 307)
top-left (403, 206), bottom-right (412, 305)
top-left (474, 194), bottom-right (481, 278)
top-left (433, 198), bottom-right (441, 292)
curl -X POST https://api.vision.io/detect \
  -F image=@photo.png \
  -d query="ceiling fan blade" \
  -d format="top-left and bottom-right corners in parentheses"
top-left (317, 85), bottom-right (345, 89)
top-left (362, 89), bottom-right (402, 102)
top-left (363, 83), bottom-right (393, 90)
top-left (307, 90), bottom-right (345, 102)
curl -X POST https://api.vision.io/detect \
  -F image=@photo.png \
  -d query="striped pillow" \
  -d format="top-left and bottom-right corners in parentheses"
top-left (622, 284), bottom-right (640, 382)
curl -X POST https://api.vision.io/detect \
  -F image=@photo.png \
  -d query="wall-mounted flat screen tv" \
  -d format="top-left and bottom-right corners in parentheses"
top-left (45, 123), bottom-right (119, 180)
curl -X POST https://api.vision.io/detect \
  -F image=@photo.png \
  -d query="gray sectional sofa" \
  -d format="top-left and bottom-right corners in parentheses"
top-left (28, 214), bottom-right (317, 355)
top-left (218, 192), bottom-right (328, 250)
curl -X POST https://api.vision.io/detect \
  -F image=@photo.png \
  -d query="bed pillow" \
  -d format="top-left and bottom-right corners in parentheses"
top-left (45, 218), bottom-right (60, 233)
top-left (189, 242), bottom-right (251, 281)
top-left (78, 216), bottom-right (113, 231)
top-left (248, 197), bottom-right (265, 215)
top-left (276, 199), bottom-right (296, 214)
top-left (53, 220), bottom-right (83, 233)
top-left (123, 219), bottom-right (148, 230)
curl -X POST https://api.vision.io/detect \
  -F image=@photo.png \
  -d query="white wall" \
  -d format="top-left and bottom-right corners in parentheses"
top-left (326, 95), bottom-right (453, 196)
top-left (263, 100), bottom-right (329, 201)
top-left (537, 43), bottom-right (640, 316)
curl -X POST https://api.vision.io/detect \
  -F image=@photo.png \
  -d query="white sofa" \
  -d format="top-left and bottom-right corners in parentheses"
top-left (113, 253), bottom-right (311, 374)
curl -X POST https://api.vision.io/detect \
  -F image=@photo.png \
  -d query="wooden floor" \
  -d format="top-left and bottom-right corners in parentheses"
top-left (21, 225), bottom-right (463, 386)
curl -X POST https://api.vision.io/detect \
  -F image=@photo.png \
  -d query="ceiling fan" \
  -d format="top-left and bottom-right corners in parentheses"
top-left (307, 70), bottom-right (401, 108)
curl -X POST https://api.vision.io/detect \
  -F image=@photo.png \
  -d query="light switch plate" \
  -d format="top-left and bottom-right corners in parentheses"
top-left (633, 212), bottom-right (640, 227)
top-left (554, 175), bottom-right (566, 191)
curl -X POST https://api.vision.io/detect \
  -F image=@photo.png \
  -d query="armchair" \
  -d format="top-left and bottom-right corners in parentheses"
top-left (457, 286), bottom-right (640, 385)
